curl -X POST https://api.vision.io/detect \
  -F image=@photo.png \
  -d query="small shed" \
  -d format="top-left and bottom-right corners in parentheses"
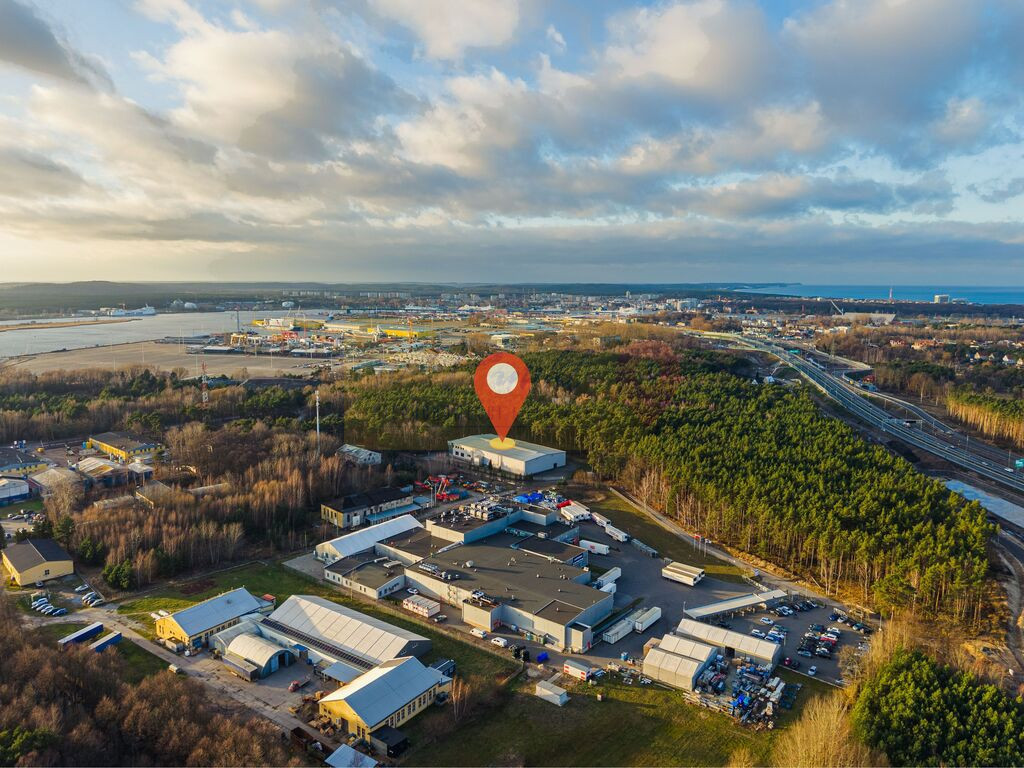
top-left (535, 680), bottom-right (569, 707)
top-left (368, 726), bottom-right (408, 758)
top-left (562, 658), bottom-right (591, 681)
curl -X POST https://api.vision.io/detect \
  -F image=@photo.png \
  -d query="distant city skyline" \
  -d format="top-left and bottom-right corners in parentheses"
top-left (1, 0), bottom-right (1023, 282)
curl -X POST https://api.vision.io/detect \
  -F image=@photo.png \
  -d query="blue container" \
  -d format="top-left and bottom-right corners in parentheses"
top-left (537, 652), bottom-right (549, 663)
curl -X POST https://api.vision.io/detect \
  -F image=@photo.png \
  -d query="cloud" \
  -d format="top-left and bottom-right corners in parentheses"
top-left (0, 146), bottom-right (85, 197)
top-left (0, 0), bottom-right (111, 88)
top-left (970, 177), bottom-right (1024, 204)
top-left (545, 24), bottom-right (565, 51)
top-left (368, 0), bottom-right (520, 60)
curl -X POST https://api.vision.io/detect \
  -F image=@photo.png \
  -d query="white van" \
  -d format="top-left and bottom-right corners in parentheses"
top-left (470, 628), bottom-right (487, 639)
top-left (490, 637), bottom-right (509, 648)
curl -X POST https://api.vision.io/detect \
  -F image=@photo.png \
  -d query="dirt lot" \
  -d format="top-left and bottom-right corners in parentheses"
top-left (6, 341), bottom-right (318, 378)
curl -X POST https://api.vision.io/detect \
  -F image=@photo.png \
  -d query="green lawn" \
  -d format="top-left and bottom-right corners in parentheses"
top-left (31, 621), bottom-right (88, 644)
top-left (119, 562), bottom-right (517, 683)
top-left (29, 620), bottom-right (167, 682)
top-left (581, 490), bottom-right (750, 583)
top-left (402, 671), bottom-right (827, 767)
top-left (4, 498), bottom-right (43, 514)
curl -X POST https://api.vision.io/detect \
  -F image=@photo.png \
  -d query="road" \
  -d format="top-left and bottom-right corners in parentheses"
top-left (739, 337), bottom-right (1024, 495)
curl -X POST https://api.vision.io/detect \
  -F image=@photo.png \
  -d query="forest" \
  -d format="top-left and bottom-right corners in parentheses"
top-left (0, 596), bottom-right (296, 767)
top-left (343, 344), bottom-right (993, 621)
top-left (853, 648), bottom-right (1024, 766)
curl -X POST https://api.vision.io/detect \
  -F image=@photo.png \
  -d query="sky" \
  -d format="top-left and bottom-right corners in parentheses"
top-left (0, 0), bottom-right (1023, 284)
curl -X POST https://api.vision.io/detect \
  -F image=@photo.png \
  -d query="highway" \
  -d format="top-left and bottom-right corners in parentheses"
top-left (740, 337), bottom-right (1024, 495)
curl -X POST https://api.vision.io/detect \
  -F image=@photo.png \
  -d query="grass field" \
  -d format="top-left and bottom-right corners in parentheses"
top-left (29, 621), bottom-right (167, 682)
top-left (580, 490), bottom-right (749, 583)
top-left (119, 561), bottom-right (517, 682)
top-left (402, 670), bottom-right (829, 767)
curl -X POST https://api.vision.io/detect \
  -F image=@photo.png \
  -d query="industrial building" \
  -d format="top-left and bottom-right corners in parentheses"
top-left (683, 589), bottom-right (788, 620)
top-left (2, 539), bottom-right (73, 586)
top-left (258, 595), bottom-right (431, 672)
top-left (87, 432), bottom-right (161, 463)
top-left (325, 552), bottom-right (407, 600)
top-left (642, 633), bottom-right (720, 691)
top-left (404, 539), bottom-right (612, 651)
top-left (219, 628), bottom-right (296, 681)
top-left (447, 435), bottom-right (567, 477)
top-left (318, 656), bottom-right (451, 747)
top-left (0, 476), bottom-right (30, 506)
top-left (337, 445), bottom-right (382, 466)
top-left (0, 447), bottom-right (51, 477)
top-left (316, 515), bottom-right (423, 564)
top-left (321, 488), bottom-right (417, 530)
top-left (155, 588), bottom-right (274, 648)
top-left (30, 466), bottom-right (83, 497)
top-left (676, 618), bottom-right (782, 668)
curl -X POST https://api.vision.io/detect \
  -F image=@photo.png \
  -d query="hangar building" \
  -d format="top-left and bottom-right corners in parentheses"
top-left (447, 435), bottom-right (566, 477)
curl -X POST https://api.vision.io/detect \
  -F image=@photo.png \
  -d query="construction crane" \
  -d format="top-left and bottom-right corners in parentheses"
top-left (201, 358), bottom-right (209, 411)
top-left (829, 300), bottom-right (845, 316)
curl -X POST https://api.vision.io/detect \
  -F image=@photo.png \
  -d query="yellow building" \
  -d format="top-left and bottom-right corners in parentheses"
top-left (366, 326), bottom-right (430, 339)
top-left (319, 657), bottom-right (451, 740)
top-left (88, 432), bottom-right (161, 463)
top-left (155, 588), bottom-right (273, 648)
top-left (2, 539), bottom-right (73, 586)
top-left (0, 446), bottom-right (50, 477)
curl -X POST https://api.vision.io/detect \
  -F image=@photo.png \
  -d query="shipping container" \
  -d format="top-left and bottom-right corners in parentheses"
top-left (88, 631), bottom-right (122, 653)
top-left (57, 622), bottom-right (104, 649)
top-left (402, 594), bottom-right (441, 617)
top-left (562, 659), bottom-right (592, 681)
top-left (604, 525), bottom-right (630, 543)
top-left (634, 606), bottom-right (662, 633)
top-left (579, 539), bottom-right (610, 555)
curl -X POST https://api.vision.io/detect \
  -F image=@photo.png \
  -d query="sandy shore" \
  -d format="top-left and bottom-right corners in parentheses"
top-left (4, 341), bottom-right (319, 378)
top-left (0, 318), bottom-right (134, 333)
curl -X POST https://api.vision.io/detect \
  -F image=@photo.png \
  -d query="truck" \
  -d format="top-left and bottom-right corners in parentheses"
top-left (604, 525), bottom-right (630, 543)
top-left (579, 539), bottom-right (610, 556)
top-left (661, 561), bottom-right (705, 586)
top-left (634, 606), bottom-right (662, 633)
top-left (595, 567), bottom-right (622, 587)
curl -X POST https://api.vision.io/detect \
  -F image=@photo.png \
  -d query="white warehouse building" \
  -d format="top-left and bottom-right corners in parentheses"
top-left (448, 434), bottom-right (566, 477)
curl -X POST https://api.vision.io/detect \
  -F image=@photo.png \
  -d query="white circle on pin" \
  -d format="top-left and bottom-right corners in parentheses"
top-left (486, 362), bottom-right (518, 394)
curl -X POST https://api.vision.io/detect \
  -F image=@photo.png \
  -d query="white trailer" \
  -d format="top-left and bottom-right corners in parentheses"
top-left (579, 539), bottom-right (611, 555)
top-left (601, 619), bottom-right (634, 644)
top-left (591, 512), bottom-right (611, 528)
top-left (595, 567), bottom-right (622, 588)
top-left (661, 561), bottom-right (705, 586)
top-left (604, 525), bottom-right (630, 543)
top-left (559, 501), bottom-right (591, 523)
top-left (634, 606), bottom-right (662, 633)
top-left (600, 582), bottom-right (617, 594)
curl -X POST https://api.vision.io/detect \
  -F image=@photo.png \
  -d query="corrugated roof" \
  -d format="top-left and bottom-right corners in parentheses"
top-left (169, 588), bottom-right (264, 637)
top-left (266, 595), bottom-right (428, 665)
top-left (684, 589), bottom-right (787, 619)
top-left (325, 744), bottom-right (378, 768)
top-left (675, 618), bottom-right (782, 664)
top-left (226, 633), bottom-right (290, 668)
top-left (320, 657), bottom-right (445, 728)
top-left (643, 646), bottom-right (704, 688)
top-left (322, 660), bottom-right (364, 683)
top-left (657, 633), bottom-right (718, 664)
top-left (316, 515), bottom-right (423, 561)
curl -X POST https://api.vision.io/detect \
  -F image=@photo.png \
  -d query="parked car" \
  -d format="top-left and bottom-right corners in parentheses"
top-left (74, 584), bottom-right (90, 593)
top-left (797, 649), bottom-right (813, 658)
top-left (51, 608), bottom-right (67, 616)
top-left (759, 617), bottom-right (774, 625)
top-left (406, 587), bottom-right (419, 595)
top-left (809, 623), bottom-right (825, 632)
top-left (782, 657), bottom-right (801, 669)
top-left (41, 606), bottom-right (56, 615)
top-left (808, 665), bottom-right (818, 676)
top-left (88, 599), bottom-right (104, 607)
top-left (750, 629), bottom-right (766, 638)
top-left (431, 614), bottom-right (447, 623)
top-left (490, 637), bottom-right (509, 648)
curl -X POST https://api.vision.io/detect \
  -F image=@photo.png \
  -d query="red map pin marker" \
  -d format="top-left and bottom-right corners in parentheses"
top-left (474, 352), bottom-right (531, 450)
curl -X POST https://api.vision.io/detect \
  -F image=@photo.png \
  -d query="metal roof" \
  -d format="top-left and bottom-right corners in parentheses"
top-left (2, 539), bottom-right (71, 572)
top-left (656, 633), bottom-right (718, 664)
top-left (325, 744), bottom-right (378, 768)
top-left (643, 646), bottom-right (705, 689)
top-left (168, 588), bottom-right (264, 637)
top-left (322, 660), bottom-right (364, 684)
top-left (266, 595), bottom-right (429, 665)
top-left (226, 633), bottom-right (290, 669)
top-left (317, 515), bottom-right (423, 561)
top-left (675, 618), bottom-right (782, 664)
top-left (320, 657), bottom-right (446, 728)
top-left (448, 434), bottom-right (565, 463)
top-left (683, 589), bottom-right (787, 619)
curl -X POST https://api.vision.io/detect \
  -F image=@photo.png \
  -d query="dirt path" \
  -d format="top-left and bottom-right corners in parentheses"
top-left (993, 535), bottom-right (1024, 674)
